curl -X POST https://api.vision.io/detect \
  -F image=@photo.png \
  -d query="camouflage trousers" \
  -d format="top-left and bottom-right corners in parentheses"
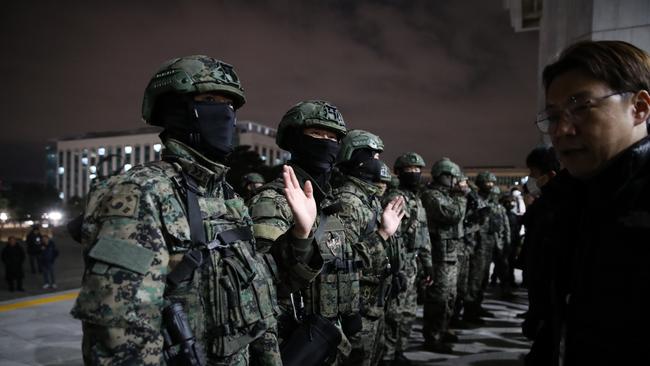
top-left (382, 269), bottom-right (417, 361)
top-left (344, 313), bottom-right (384, 366)
top-left (422, 261), bottom-right (458, 342)
top-left (454, 246), bottom-right (471, 318)
top-left (466, 235), bottom-right (495, 307)
top-left (81, 322), bottom-right (251, 366)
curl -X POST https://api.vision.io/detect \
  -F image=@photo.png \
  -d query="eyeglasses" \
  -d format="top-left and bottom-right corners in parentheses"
top-left (534, 91), bottom-right (632, 133)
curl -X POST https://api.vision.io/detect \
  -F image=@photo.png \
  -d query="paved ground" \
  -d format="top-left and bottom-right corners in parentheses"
top-left (0, 288), bottom-right (530, 365)
top-left (0, 228), bottom-right (531, 365)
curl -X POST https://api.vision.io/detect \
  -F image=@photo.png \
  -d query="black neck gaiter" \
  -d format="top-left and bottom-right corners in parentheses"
top-left (399, 172), bottom-right (421, 190)
top-left (291, 134), bottom-right (340, 189)
top-left (156, 94), bottom-right (236, 163)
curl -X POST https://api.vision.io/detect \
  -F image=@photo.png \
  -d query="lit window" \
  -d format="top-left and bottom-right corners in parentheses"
top-left (125, 146), bottom-right (133, 154)
top-left (58, 167), bottom-right (65, 175)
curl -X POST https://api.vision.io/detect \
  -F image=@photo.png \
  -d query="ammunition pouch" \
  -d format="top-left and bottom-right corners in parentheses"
top-left (322, 258), bottom-right (364, 274)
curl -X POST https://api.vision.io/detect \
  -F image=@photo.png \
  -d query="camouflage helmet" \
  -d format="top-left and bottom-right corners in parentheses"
top-left (394, 152), bottom-right (426, 171)
top-left (379, 160), bottom-right (392, 183)
top-left (142, 56), bottom-right (246, 125)
top-left (242, 172), bottom-right (265, 185)
top-left (475, 171), bottom-right (497, 185)
top-left (337, 129), bottom-right (384, 163)
top-left (430, 157), bottom-right (461, 178)
top-left (276, 100), bottom-right (347, 151)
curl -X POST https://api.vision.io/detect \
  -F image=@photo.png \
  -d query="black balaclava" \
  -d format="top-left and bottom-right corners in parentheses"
top-left (290, 132), bottom-right (340, 189)
top-left (398, 171), bottom-right (421, 190)
top-left (156, 94), bottom-right (236, 163)
top-left (340, 149), bottom-right (383, 183)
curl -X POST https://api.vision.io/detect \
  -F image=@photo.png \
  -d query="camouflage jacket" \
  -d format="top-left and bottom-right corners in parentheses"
top-left (421, 184), bottom-right (467, 262)
top-left (384, 187), bottom-right (432, 276)
top-left (71, 139), bottom-right (283, 364)
top-left (333, 175), bottom-right (388, 318)
top-left (248, 163), bottom-right (360, 320)
top-left (490, 201), bottom-right (511, 251)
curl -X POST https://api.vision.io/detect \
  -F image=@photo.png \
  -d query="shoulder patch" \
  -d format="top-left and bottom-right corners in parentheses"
top-left (100, 184), bottom-right (141, 218)
top-left (251, 201), bottom-right (278, 218)
top-left (88, 238), bottom-right (155, 275)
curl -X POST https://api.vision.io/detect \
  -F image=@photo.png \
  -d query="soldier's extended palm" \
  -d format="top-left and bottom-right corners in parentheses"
top-left (283, 165), bottom-right (317, 239)
top-left (379, 196), bottom-right (406, 239)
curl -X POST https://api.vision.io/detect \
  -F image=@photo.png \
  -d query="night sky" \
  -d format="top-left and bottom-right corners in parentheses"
top-left (0, 0), bottom-right (542, 183)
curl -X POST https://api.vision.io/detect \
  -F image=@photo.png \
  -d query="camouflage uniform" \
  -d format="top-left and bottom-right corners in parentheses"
top-left (248, 100), bottom-right (361, 363)
top-left (335, 175), bottom-right (387, 366)
top-left (487, 188), bottom-right (511, 294)
top-left (334, 130), bottom-right (392, 366)
top-left (421, 158), bottom-right (466, 351)
top-left (464, 172), bottom-right (497, 320)
top-left (383, 189), bottom-right (431, 359)
top-left (71, 56), bottom-right (289, 366)
top-left (382, 153), bottom-right (432, 364)
top-left (71, 140), bottom-right (281, 365)
top-left (454, 189), bottom-right (485, 321)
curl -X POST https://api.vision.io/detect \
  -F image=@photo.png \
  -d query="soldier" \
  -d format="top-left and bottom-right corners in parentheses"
top-left (334, 130), bottom-right (405, 366)
top-left (249, 102), bottom-right (402, 365)
top-left (70, 56), bottom-right (318, 365)
top-left (488, 186), bottom-right (512, 298)
top-left (375, 160), bottom-right (393, 197)
top-left (381, 152), bottom-right (433, 366)
top-left (421, 157), bottom-right (467, 354)
top-left (464, 171), bottom-right (498, 322)
top-left (450, 174), bottom-right (479, 328)
top-left (241, 172), bottom-right (265, 202)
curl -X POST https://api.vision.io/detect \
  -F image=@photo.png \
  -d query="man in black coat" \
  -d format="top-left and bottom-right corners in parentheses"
top-left (534, 40), bottom-right (650, 365)
top-left (2, 236), bottom-right (25, 291)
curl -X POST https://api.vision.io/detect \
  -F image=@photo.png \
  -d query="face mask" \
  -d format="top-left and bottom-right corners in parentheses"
top-left (436, 174), bottom-right (454, 188)
top-left (526, 177), bottom-right (541, 196)
top-left (193, 101), bottom-right (236, 160)
top-left (354, 158), bottom-right (383, 183)
top-left (399, 172), bottom-right (421, 189)
top-left (293, 134), bottom-right (340, 172)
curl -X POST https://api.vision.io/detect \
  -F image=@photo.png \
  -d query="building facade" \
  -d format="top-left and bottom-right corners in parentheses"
top-left (53, 121), bottom-right (287, 200)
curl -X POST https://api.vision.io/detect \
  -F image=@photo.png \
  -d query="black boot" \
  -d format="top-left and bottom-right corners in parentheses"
top-left (392, 352), bottom-right (412, 366)
top-left (423, 339), bottom-right (454, 354)
top-left (441, 330), bottom-right (459, 343)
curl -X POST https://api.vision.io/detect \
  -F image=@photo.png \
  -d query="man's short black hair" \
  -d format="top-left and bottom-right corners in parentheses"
top-left (526, 146), bottom-right (560, 174)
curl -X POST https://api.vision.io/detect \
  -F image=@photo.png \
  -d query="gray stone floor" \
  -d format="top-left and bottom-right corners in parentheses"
top-left (0, 287), bottom-right (530, 365)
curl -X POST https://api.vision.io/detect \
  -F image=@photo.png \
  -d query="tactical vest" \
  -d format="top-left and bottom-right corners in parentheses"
top-left (261, 180), bottom-right (361, 320)
top-left (154, 160), bottom-right (280, 357)
top-left (334, 179), bottom-right (385, 318)
top-left (425, 187), bottom-right (464, 262)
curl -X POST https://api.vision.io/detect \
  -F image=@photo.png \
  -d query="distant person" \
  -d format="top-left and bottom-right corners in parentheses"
top-left (25, 226), bottom-right (42, 274)
top-left (518, 145), bottom-right (560, 366)
top-left (535, 40), bottom-right (650, 365)
top-left (241, 172), bottom-right (265, 202)
top-left (39, 235), bottom-right (59, 289)
top-left (1, 236), bottom-right (25, 292)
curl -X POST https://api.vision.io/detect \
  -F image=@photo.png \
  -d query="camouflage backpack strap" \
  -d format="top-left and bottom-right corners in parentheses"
top-left (163, 168), bottom-right (254, 289)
